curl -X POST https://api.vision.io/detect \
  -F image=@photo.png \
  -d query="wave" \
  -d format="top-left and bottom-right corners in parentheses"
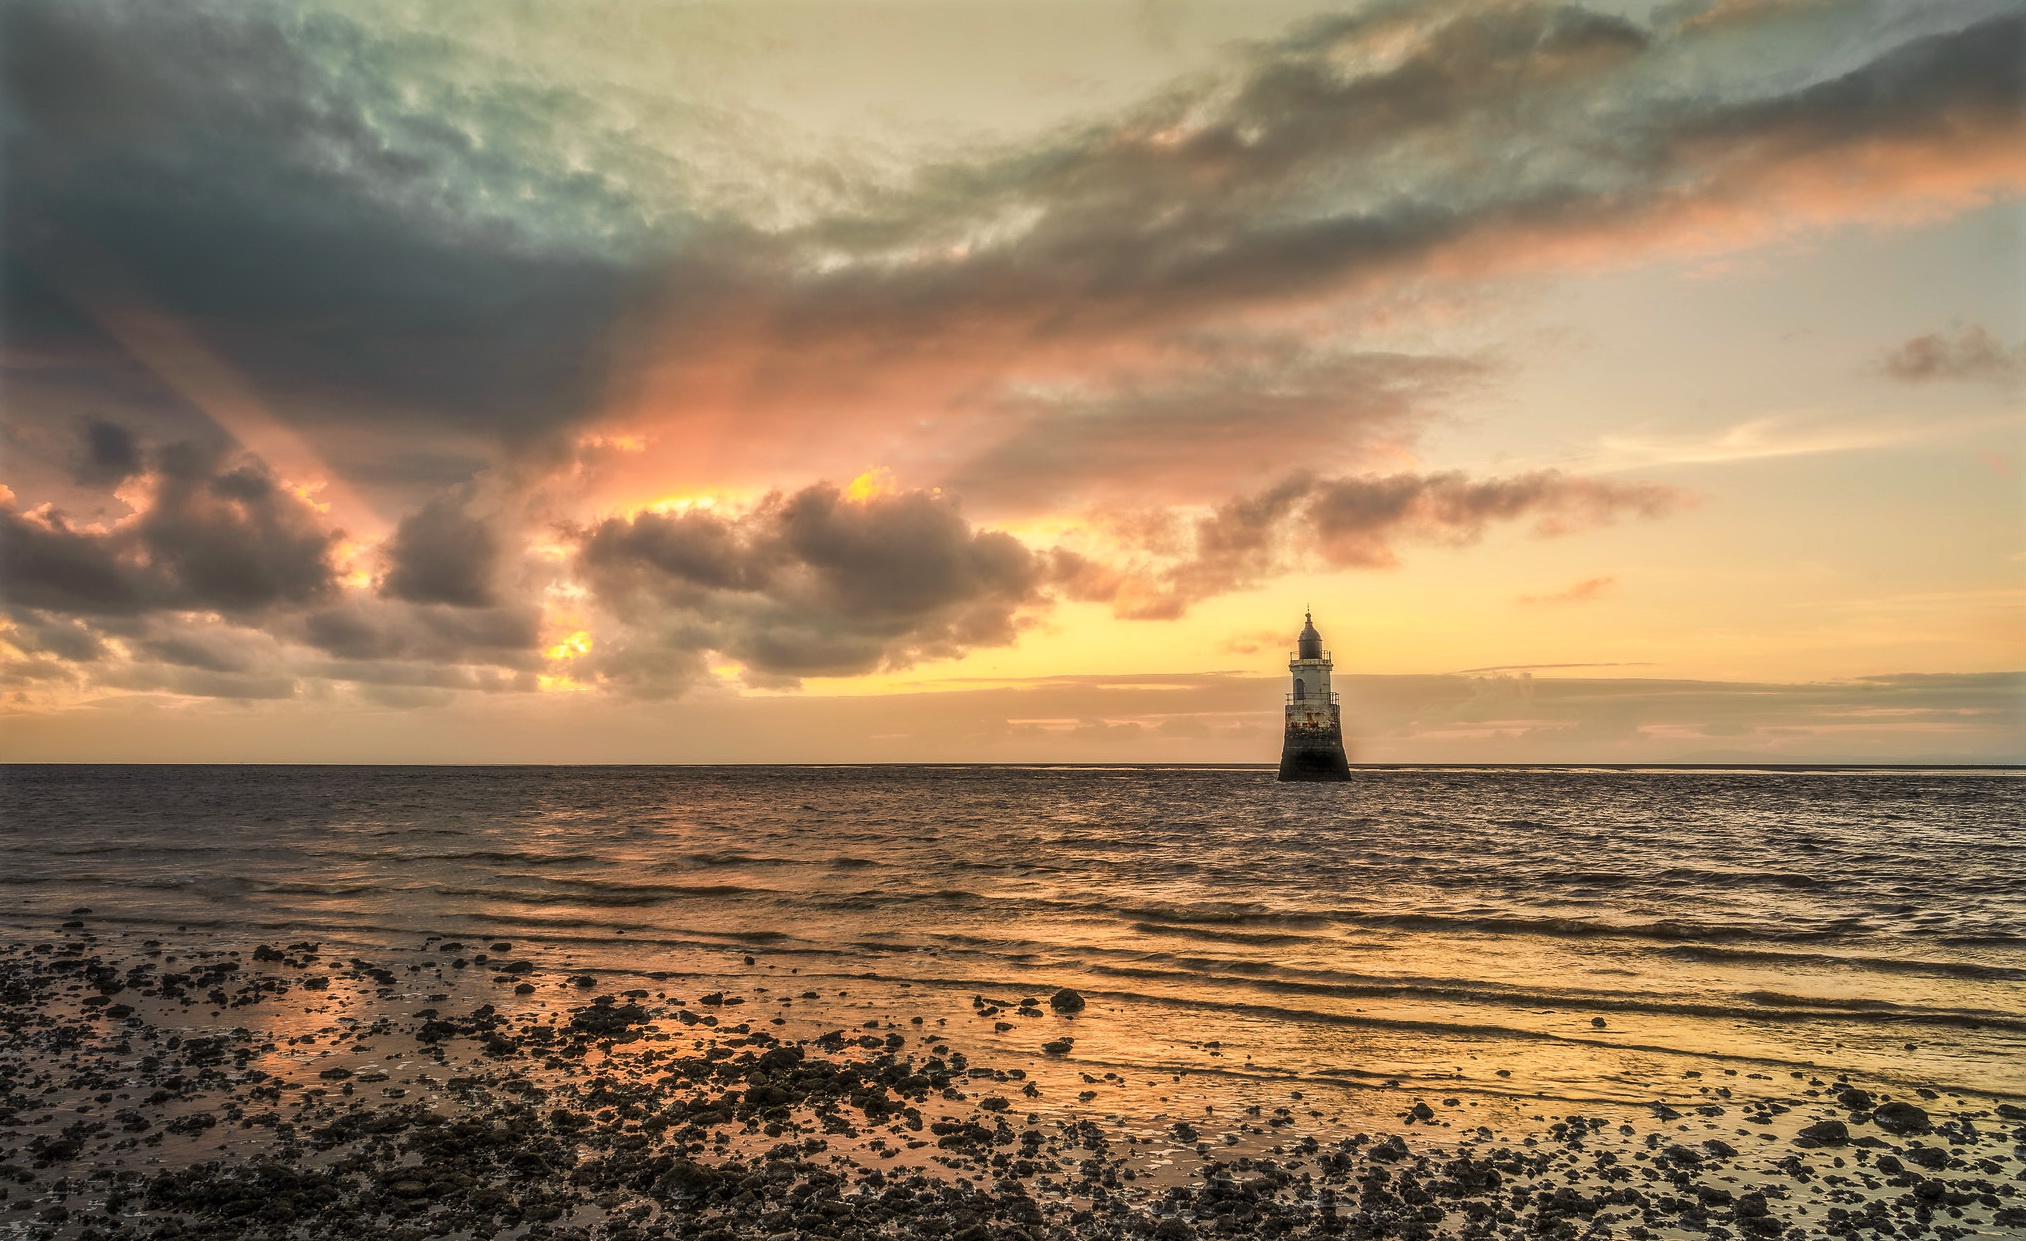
top-left (256, 881), bottom-right (383, 896)
top-left (1658, 944), bottom-right (2026, 982)
top-left (363, 850), bottom-right (592, 867)
top-left (1534, 867), bottom-right (1834, 893)
top-left (1335, 909), bottom-right (1830, 943)
top-left (423, 881), bottom-right (774, 907)
top-left (884, 889), bottom-right (1888, 947)
top-left (1116, 901), bottom-right (1329, 928)
top-left (1128, 922), bottom-right (1324, 947)
top-left (657, 851), bottom-right (800, 870)
top-left (1073, 962), bottom-right (2026, 1032)
top-left (811, 888), bottom-right (983, 910)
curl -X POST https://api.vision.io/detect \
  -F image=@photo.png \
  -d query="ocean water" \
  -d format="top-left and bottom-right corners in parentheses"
top-left (3, 763), bottom-right (2021, 1106)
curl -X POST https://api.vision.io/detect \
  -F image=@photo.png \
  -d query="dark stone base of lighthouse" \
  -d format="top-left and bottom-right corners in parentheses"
top-left (1278, 719), bottom-right (1351, 781)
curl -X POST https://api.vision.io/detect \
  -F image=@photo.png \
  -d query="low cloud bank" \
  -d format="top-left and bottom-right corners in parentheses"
top-left (6, 670), bottom-right (2016, 766)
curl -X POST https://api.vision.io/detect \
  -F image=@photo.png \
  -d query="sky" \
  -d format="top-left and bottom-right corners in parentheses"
top-left (1, 0), bottom-right (2022, 764)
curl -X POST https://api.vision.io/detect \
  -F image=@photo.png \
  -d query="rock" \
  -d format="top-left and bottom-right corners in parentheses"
top-left (1903, 1144), bottom-right (1948, 1170)
top-left (1048, 988), bottom-right (1085, 1013)
top-left (1835, 1087), bottom-right (1874, 1112)
top-left (569, 1000), bottom-right (650, 1038)
top-left (1590, 1016), bottom-right (1607, 1028)
top-left (1797, 1119), bottom-right (1848, 1145)
top-left (1872, 1101), bottom-right (1930, 1134)
top-left (1041, 1038), bottom-right (1074, 1055)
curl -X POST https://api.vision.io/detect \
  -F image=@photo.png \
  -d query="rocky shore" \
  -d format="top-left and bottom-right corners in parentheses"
top-left (3, 920), bottom-right (2022, 1240)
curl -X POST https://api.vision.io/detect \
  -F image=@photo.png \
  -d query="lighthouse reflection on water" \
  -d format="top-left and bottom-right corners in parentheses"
top-left (1278, 611), bottom-right (1352, 781)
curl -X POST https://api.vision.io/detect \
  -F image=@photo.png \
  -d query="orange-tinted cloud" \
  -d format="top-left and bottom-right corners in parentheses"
top-left (573, 5), bottom-right (2024, 502)
top-left (1518, 575), bottom-right (1617, 606)
top-left (1058, 471), bottom-right (1676, 620)
top-left (1880, 326), bottom-right (2024, 386)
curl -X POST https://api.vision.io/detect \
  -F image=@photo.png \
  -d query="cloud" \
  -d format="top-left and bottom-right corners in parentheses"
top-left (1880, 326), bottom-right (2025, 385)
top-left (944, 342), bottom-right (1487, 509)
top-left (572, 465), bottom-right (1663, 690)
top-left (6, 668), bottom-right (2016, 765)
top-left (1, 0), bottom-right (653, 471)
top-left (0, 424), bottom-right (555, 702)
top-left (1589, 405), bottom-right (2011, 470)
top-left (71, 417), bottom-right (141, 486)
top-left (1450, 661), bottom-right (1651, 674)
top-left (1064, 470), bottom-right (1677, 619)
top-left (291, 601), bottom-right (542, 668)
top-left (1219, 629), bottom-right (1289, 656)
top-left (573, 482), bottom-right (1044, 690)
top-left (6, 0), bottom-right (2018, 505)
top-left (1, 440), bottom-right (343, 617)
top-left (1344, 669), bottom-right (2026, 763)
top-left (1518, 575), bottom-right (1617, 606)
top-left (0, 0), bottom-right (2006, 720)
top-left (378, 494), bottom-right (503, 608)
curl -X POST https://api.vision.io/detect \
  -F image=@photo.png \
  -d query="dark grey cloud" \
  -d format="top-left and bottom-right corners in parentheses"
top-left (0, 418), bottom-right (544, 698)
top-left (1, 0), bottom-right (657, 464)
top-left (96, 665), bottom-right (300, 701)
top-left (378, 495), bottom-right (502, 608)
top-left (1880, 326), bottom-right (2024, 385)
top-left (298, 660), bottom-right (535, 695)
top-left (1, 440), bottom-right (342, 617)
top-left (4, 614), bottom-right (109, 663)
top-left (575, 483), bottom-right (1043, 689)
top-left (71, 417), bottom-right (141, 486)
top-left (294, 601), bottom-right (542, 667)
top-left (137, 630), bottom-right (259, 674)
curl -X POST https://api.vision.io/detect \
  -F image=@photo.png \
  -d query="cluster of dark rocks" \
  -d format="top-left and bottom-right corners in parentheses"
top-left (1, 922), bottom-right (2021, 1241)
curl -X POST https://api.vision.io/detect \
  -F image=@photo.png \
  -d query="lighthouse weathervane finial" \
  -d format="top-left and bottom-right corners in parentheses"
top-left (1278, 608), bottom-right (1351, 781)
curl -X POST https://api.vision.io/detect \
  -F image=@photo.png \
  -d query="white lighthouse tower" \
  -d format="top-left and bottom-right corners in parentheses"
top-left (1277, 611), bottom-right (1351, 780)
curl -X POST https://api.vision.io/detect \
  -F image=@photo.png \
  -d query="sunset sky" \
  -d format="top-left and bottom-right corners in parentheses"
top-left (3, 0), bottom-right (2022, 763)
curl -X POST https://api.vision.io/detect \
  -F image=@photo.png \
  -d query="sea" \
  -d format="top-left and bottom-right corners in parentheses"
top-left (3, 763), bottom-right (2021, 1109)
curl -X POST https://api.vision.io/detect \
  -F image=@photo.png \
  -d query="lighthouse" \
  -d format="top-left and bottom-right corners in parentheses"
top-left (1277, 611), bottom-right (1351, 781)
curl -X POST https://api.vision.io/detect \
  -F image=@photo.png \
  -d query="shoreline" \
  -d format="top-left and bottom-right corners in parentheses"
top-left (4, 920), bottom-right (2021, 1240)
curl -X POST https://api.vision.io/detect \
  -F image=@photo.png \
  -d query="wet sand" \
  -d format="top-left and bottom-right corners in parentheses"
top-left (4, 916), bottom-right (2022, 1240)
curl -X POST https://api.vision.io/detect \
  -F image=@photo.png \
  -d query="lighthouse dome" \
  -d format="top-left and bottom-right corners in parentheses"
top-left (1296, 613), bottom-right (1323, 659)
